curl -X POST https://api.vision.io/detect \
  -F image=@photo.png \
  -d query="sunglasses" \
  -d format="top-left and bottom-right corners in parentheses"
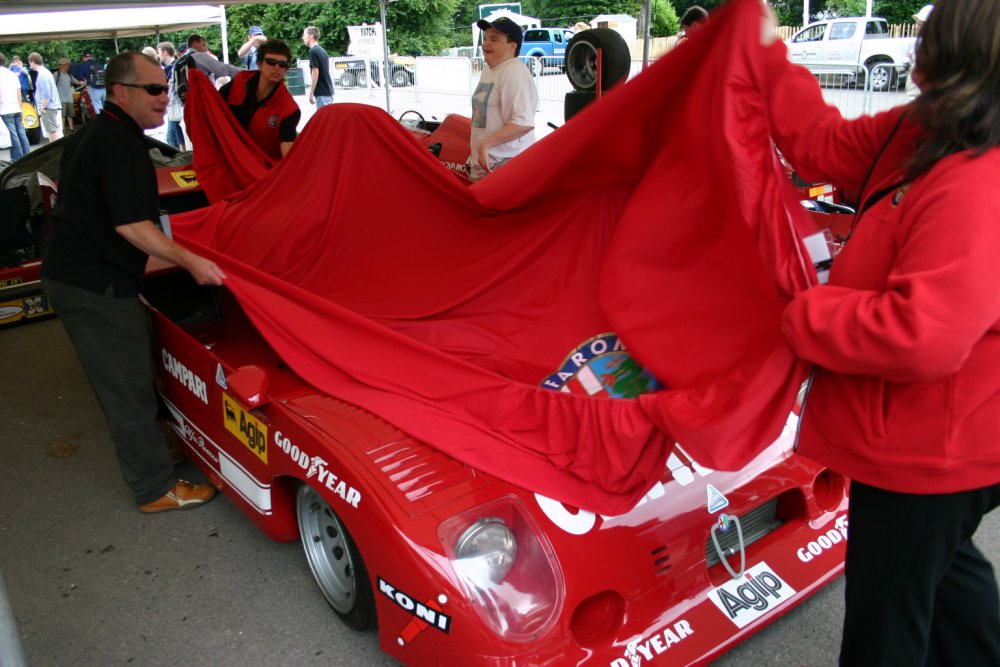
top-left (263, 57), bottom-right (291, 69)
top-left (115, 82), bottom-right (168, 96)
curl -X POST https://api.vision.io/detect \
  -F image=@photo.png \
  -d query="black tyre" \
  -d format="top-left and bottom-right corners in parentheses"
top-left (357, 69), bottom-right (368, 88)
top-left (25, 127), bottom-right (41, 145)
top-left (296, 484), bottom-right (375, 631)
top-left (565, 28), bottom-right (630, 92)
top-left (564, 90), bottom-right (597, 121)
top-left (339, 71), bottom-right (356, 88)
top-left (391, 68), bottom-right (411, 88)
top-left (867, 62), bottom-right (896, 92)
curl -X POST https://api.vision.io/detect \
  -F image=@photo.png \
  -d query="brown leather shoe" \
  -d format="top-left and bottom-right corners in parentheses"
top-left (138, 480), bottom-right (217, 514)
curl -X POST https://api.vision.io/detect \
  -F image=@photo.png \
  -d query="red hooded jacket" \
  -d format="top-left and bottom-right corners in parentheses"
top-left (767, 43), bottom-right (1000, 494)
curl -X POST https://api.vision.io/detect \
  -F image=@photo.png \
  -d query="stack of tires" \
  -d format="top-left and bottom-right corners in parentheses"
top-left (564, 28), bottom-right (631, 121)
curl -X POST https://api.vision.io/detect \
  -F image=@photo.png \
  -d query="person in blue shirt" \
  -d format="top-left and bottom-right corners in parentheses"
top-left (238, 26), bottom-right (266, 71)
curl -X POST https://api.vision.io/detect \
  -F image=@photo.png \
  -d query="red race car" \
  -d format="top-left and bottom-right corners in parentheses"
top-left (145, 265), bottom-right (848, 666)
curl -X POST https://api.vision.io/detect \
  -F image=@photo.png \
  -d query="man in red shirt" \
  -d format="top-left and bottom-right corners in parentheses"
top-left (218, 39), bottom-right (300, 160)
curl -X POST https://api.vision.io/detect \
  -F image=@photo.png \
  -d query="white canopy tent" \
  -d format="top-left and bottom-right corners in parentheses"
top-left (0, 4), bottom-right (227, 45)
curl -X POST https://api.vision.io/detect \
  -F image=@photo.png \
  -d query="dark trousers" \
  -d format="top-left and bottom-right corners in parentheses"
top-left (840, 480), bottom-right (1000, 667)
top-left (43, 279), bottom-right (174, 505)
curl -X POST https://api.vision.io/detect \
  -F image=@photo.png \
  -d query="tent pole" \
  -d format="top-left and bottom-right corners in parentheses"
top-left (220, 4), bottom-right (229, 64)
top-left (642, 0), bottom-right (652, 68)
top-left (380, 0), bottom-right (392, 113)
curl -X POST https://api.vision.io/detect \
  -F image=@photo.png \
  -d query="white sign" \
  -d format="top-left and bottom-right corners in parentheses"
top-left (347, 23), bottom-right (383, 58)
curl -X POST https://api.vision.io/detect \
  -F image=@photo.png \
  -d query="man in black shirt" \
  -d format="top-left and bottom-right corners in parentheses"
top-left (42, 52), bottom-right (226, 513)
top-left (302, 26), bottom-right (333, 109)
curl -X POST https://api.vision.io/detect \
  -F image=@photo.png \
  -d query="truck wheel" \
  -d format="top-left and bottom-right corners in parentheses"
top-left (530, 55), bottom-right (543, 77)
top-left (868, 62), bottom-right (896, 92)
top-left (339, 72), bottom-right (356, 88)
top-left (357, 70), bottom-right (368, 87)
top-left (296, 484), bottom-right (375, 631)
top-left (565, 28), bottom-right (630, 92)
top-left (391, 69), bottom-right (410, 88)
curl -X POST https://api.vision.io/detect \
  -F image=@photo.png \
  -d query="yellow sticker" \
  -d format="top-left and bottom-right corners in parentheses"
top-left (222, 392), bottom-right (268, 463)
top-left (170, 170), bottom-right (200, 188)
top-left (0, 277), bottom-right (23, 288)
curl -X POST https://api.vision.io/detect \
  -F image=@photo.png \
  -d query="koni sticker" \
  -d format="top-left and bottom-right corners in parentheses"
top-left (222, 392), bottom-right (268, 463)
top-left (377, 578), bottom-right (451, 643)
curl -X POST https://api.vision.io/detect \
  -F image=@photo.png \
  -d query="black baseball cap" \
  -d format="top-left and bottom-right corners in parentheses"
top-left (477, 17), bottom-right (523, 55)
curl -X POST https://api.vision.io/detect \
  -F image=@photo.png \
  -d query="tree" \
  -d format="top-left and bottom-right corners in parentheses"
top-left (650, 0), bottom-right (680, 37)
top-left (523, 0), bottom-right (641, 26)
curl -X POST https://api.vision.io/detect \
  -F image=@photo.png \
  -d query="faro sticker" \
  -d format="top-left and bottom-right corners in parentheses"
top-left (222, 392), bottom-right (268, 463)
top-left (709, 562), bottom-right (796, 628)
top-left (541, 332), bottom-right (660, 398)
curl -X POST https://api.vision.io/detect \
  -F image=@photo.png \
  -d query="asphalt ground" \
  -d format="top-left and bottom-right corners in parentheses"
top-left (3, 318), bottom-right (999, 667)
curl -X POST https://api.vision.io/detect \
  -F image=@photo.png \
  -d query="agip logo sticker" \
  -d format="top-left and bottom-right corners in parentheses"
top-left (541, 333), bottom-right (660, 398)
top-left (222, 392), bottom-right (268, 463)
top-left (709, 562), bottom-right (796, 628)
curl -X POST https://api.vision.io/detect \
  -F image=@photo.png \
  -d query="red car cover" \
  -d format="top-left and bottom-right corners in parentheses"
top-left (172, 0), bottom-right (816, 516)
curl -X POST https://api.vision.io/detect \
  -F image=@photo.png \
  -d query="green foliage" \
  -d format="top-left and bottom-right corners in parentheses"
top-left (524, 0), bottom-right (641, 26)
top-left (650, 0), bottom-right (680, 37)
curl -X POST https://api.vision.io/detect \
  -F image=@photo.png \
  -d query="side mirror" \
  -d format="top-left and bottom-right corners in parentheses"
top-left (226, 365), bottom-right (270, 407)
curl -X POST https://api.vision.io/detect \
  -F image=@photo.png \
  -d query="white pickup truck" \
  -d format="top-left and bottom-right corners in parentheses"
top-left (786, 17), bottom-right (914, 91)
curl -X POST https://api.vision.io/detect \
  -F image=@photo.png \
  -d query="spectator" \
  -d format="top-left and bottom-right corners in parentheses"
top-left (677, 6), bottom-right (709, 43)
top-left (28, 52), bottom-right (62, 143)
top-left (54, 57), bottom-right (82, 132)
top-left (10, 55), bottom-right (32, 104)
top-left (573, 21), bottom-right (589, 32)
top-left (468, 16), bottom-right (537, 180)
top-left (906, 4), bottom-right (934, 100)
top-left (218, 39), bottom-right (300, 159)
top-left (302, 25), bottom-right (333, 109)
top-left (760, 0), bottom-right (1000, 663)
top-left (0, 52), bottom-right (31, 160)
top-left (157, 42), bottom-right (184, 150)
top-left (41, 51), bottom-right (225, 513)
top-left (72, 51), bottom-right (107, 114)
top-left (238, 26), bottom-right (267, 71)
top-left (185, 33), bottom-right (242, 84)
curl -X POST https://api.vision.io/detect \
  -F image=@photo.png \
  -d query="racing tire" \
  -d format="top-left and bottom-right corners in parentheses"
top-left (296, 484), bottom-right (375, 631)
top-left (25, 127), bottom-right (41, 145)
top-left (564, 90), bottom-right (597, 122)
top-left (565, 28), bottom-right (630, 92)
top-left (867, 62), bottom-right (897, 92)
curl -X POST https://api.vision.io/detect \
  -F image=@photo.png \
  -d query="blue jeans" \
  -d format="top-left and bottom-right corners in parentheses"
top-left (88, 86), bottom-right (106, 114)
top-left (165, 120), bottom-right (185, 149)
top-left (315, 95), bottom-right (333, 109)
top-left (1, 112), bottom-right (31, 161)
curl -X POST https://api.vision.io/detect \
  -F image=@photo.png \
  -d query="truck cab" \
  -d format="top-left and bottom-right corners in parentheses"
top-left (521, 27), bottom-right (576, 75)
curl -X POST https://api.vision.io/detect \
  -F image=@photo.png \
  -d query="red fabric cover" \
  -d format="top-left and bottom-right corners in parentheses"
top-left (184, 69), bottom-right (275, 203)
top-left (173, 0), bottom-right (815, 515)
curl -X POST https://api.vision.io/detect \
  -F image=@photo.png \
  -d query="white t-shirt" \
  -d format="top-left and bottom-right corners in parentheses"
top-left (469, 57), bottom-right (537, 178)
top-left (0, 67), bottom-right (21, 115)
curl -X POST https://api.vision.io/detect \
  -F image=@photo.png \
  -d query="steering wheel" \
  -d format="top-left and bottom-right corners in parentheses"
top-left (397, 109), bottom-right (426, 131)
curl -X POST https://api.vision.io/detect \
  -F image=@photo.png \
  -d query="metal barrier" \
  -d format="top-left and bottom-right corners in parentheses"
top-left (806, 63), bottom-right (912, 119)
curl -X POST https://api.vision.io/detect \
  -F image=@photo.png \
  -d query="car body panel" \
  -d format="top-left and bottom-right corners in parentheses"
top-left (145, 267), bottom-right (849, 666)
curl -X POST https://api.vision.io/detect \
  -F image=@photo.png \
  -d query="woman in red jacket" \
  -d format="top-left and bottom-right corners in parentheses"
top-left (219, 38), bottom-right (300, 160)
top-left (765, 0), bottom-right (1000, 664)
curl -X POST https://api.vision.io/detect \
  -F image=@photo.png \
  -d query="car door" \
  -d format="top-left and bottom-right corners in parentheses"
top-left (823, 21), bottom-right (860, 65)
top-left (787, 23), bottom-right (828, 65)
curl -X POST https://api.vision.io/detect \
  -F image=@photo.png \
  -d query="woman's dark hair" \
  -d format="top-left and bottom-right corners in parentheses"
top-left (256, 39), bottom-right (293, 64)
top-left (907, 0), bottom-right (1000, 177)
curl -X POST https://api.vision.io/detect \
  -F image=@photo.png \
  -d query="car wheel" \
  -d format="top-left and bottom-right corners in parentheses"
top-left (391, 69), bottom-right (410, 88)
top-left (868, 62), bottom-right (895, 92)
top-left (296, 484), bottom-right (375, 631)
top-left (530, 55), bottom-right (543, 77)
top-left (357, 70), bottom-right (368, 88)
top-left (339, 72), bottom-right (356, 88)
top-left (25, 127), bottom-right (41, 145)
top-left (564, 90), bottom-right (596, 122)
top-left (565, 28), bottom-right (630, 92)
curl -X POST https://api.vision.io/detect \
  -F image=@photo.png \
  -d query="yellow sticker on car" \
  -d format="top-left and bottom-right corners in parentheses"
top-left (170, 170), bottom-right (199, 188)
top-left (0, 277), bottom-right (22, 288)
top-left (222, 392), bottom-right (268, 463)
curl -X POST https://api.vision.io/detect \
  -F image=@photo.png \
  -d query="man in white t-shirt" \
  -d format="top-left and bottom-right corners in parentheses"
top-left (469, 16), bottom-right (537, 180)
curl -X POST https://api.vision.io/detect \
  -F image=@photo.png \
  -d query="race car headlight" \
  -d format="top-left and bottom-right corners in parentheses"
top-left (454, 517), bottom-right (516, 586)
top-left (440, 497), bottom-right (564, 642)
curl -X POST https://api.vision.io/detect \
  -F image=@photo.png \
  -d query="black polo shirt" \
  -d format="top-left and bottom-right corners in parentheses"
top-left (42, 102), bottom-right (159, 297)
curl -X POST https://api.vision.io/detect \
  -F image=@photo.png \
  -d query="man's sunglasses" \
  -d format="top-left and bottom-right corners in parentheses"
top-left (114, 82), bottom-right (168, 96)
top-left (263, 57), bottom-right (291, 69)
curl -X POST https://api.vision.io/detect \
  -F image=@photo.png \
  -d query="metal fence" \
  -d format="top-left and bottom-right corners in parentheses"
top-left (308, 56), bottom-right (912, 124)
